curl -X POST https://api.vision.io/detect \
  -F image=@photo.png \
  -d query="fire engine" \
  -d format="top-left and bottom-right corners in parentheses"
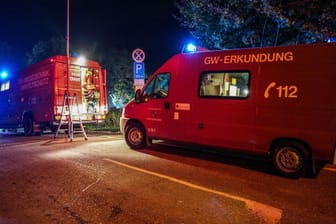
top-left (120, 43), bottom-right (336, 178)
top-left (0, 55), bottom-right (108, 135)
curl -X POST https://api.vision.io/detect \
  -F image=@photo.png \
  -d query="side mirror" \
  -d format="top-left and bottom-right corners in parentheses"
top-left (134, 89), bottom-right (142, 104)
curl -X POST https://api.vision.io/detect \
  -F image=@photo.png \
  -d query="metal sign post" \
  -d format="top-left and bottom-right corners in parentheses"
top-left (66, 0), bottom-right (71, 139)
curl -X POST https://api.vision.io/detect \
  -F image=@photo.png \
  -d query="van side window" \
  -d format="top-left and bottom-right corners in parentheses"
top-left (199, 72), bottom-right (249, 98)
top-left (143, 73), bottom-right (170, 99)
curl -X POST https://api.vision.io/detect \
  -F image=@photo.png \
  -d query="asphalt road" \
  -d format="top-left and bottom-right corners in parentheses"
top-left (0, 133), bottom-right (335, 224)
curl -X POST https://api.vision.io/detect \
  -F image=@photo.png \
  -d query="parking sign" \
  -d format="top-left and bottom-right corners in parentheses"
top-left (133, 62), bottom-right (145, 79)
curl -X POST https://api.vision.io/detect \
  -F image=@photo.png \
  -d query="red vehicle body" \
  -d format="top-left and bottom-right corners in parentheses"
top-left (0, 55), bottom-right (108, 135)
top-left (120, 43), bottom-right (336, 178)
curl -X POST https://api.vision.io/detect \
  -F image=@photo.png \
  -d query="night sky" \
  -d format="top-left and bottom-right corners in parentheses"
top-left (1, 0), bottom-right (191, 69)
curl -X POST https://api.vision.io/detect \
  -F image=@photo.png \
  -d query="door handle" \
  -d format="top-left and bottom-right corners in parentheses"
top-left (198, 123), bottom-right (204, 129)
top-left (164, 102), bottom-right (170, 109)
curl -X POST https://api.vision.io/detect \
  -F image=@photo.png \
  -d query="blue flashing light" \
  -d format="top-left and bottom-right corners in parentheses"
top-left (186, 43), bottom-right (197, 53)
top-left (1, 70), bottom-right (8, 79)
top-left (327, 37), bottom-right (336, 43)
top-left (71, 52), bottom-right (78, 57)
top-left (182, 42), bottom-right (207, 53)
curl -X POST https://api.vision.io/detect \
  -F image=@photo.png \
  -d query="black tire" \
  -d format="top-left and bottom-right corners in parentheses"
top-left (272, 140), bottom-right (310, 178)
top-left (125, 122), bottom-right (147, 149)
top-left (50, 125), bottom-right (58, 134)
top-left (23, 116), bottom-right (34, 136)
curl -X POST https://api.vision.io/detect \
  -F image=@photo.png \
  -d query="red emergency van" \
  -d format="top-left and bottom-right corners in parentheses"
top-left (0, 55), bottom-right (108, 135)
top-left (120, 43), bottom-right (336, 178)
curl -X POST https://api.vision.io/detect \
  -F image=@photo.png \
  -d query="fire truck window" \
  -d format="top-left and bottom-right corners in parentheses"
top-left (0, 80), bottom-right (10, 92)
top-left (199, 72), bottom-right (249, 98)
top-left (81, 68), bottom-right (101, 113)
top-left (143, 73), bottom-right (170, 99)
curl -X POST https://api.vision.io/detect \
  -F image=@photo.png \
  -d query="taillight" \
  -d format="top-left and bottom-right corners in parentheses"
top-left (54, 114), bottom-right (61, 121)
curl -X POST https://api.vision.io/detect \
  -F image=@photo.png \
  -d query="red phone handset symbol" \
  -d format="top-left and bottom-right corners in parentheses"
top-left (264, 82), bottom-right (276, 98)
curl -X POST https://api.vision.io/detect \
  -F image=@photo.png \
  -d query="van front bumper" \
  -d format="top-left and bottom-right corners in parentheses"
top-left (119, 116), bottom-right (129, 135)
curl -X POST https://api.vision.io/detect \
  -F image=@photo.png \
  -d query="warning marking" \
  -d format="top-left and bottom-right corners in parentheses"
top-left (103, 158), bottom-right (282, 223)
top-left (323, 167), bottom-right (336, 172)
top-left (82, 178), bottom-right (101, 192)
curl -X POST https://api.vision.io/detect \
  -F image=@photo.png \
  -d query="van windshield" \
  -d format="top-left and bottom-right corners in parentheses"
top-left (143, 73), bottom-right (170, 99)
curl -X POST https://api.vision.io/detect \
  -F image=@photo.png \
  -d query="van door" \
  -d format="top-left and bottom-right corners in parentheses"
top-left (194, 71), bottom-right (255, 151)
top-left (141, 73), bottom-right (172, 139)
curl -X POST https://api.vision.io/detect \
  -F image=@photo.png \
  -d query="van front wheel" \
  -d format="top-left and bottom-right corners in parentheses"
top-left (272, 141), bottom-right (309, 178)
top-left (23, 116), bottom-right (34, 136)
top-left (125, 123), bottom-right (147, 149)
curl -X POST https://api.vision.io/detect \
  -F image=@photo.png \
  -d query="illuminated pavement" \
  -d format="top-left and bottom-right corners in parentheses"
top-left (0, 134), bottom-right (335, 223)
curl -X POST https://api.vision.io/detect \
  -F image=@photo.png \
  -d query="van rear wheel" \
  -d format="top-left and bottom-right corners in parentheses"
top-left (125, 123), bottom-right (147, 149)
top-left (272, 140), bottom-right (309, 178)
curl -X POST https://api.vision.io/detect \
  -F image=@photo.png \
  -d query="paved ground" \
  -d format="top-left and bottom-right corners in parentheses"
top-left (0, 134), bottom-right (335, 223)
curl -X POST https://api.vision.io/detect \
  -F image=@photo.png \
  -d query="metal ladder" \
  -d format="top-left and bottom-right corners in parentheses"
top-left (54, 92), bottom-right (88, 141)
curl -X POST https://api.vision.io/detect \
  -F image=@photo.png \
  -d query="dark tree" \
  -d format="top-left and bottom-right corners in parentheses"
top-left (175, 0), bottom-right (336, 49)
top-left (0, 41), bottom-right (17, 69)
top-left (103, 48), bottom-right (135, 108)
top-left (25, 36), bottom-right (66, 65)
top-left (272, 0), bottom-right (336, 44)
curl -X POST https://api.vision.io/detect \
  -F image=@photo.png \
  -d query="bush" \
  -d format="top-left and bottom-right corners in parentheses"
top-left (105, 108), bottom-right (122, 127)
top-left (84, 108), bottom-right (122, 132)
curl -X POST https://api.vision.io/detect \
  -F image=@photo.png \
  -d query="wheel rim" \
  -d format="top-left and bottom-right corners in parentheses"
top-left (275, 147), bottom-right (302, 173)
top-left (128, 127), bottom-right (143, 146)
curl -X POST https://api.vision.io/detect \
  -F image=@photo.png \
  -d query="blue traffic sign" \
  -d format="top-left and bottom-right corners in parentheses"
top-left (133, 62), bottom-right (145, 79)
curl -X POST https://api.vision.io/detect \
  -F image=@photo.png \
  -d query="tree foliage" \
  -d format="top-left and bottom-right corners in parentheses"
top-left (103, 48), bottom-right (135, 108)
top-left (273, 0), bottom-right (336, 44)
top-left (0, 41), bottom-right (12, 60)
top-left (0, 40), bottom-right (17, 69)
top-left (175, 0), bottom-right (336, 49)
top-left (25, 36), bottom-right (66, 65)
